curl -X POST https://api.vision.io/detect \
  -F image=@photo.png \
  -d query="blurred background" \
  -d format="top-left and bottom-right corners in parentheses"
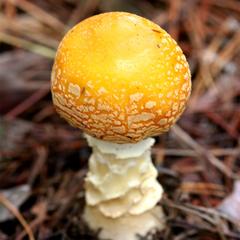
top-left (0, 0), bottom-right (240, 239)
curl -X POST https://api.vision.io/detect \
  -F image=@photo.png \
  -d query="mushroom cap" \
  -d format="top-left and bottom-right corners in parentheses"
top-left (51, 12), bottom-right (191, 143)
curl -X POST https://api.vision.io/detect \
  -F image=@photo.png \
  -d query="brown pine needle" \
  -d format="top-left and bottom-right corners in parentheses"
top-left (0, 194), bottom-right (35, 240)
top-left (171, 125), bottom-right (237, 179)
top-left (0, 32), bottom-right (55, 59)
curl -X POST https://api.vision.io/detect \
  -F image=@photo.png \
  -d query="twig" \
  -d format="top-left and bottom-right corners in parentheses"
top-left (153, 147), bottom-right (240, 157)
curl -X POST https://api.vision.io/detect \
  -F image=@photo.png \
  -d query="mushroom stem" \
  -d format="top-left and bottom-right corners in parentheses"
top-left (83, 134), bottom-right (165, 240)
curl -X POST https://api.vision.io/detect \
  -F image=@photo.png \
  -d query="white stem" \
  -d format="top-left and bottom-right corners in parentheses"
top-left (83, 135), bottom-right (165, 240)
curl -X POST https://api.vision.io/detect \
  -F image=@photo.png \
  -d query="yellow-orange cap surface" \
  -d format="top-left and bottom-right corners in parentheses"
top-left (51, 12), bottom-right (191, 143)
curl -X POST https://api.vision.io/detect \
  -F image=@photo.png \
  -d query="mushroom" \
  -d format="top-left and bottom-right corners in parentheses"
top-left (51, 12), bottom-right (191, 240)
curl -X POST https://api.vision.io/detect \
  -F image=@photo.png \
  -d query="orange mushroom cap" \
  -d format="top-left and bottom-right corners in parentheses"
top-left (51, 12), bottom-right (191, 143)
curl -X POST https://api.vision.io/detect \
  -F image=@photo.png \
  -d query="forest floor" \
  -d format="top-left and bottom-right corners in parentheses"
top-left (0, 0), bottom-right (240, 239)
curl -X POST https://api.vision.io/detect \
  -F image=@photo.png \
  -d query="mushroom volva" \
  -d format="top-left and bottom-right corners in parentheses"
top-left (51, 12), bottom-right (191, 240)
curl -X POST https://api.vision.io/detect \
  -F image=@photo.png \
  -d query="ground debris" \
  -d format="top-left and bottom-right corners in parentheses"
top-left (0, 0), bottom-right (240, 239)
top-left (0, 184), bottom-right (30, 222)
top-left (218, 181), bottom-right (240, 225)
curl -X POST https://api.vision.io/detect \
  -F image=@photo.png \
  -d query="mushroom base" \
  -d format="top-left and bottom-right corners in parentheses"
top-left (84, 135), bottom-right (165, 239)
top-left (84, 205), bottom-right (165, 240)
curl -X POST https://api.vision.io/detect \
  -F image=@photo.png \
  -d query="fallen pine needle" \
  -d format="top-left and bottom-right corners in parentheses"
top-left (0, 32), bottom-right (55, 59)
top-left (171, 125), bottom-right (237, 179)
top-left (0, 194), bottom-right (35, 240)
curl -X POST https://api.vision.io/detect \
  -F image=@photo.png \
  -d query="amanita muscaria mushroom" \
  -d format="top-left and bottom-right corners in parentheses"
top-left (51, 12), bottom-right (191, 240)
